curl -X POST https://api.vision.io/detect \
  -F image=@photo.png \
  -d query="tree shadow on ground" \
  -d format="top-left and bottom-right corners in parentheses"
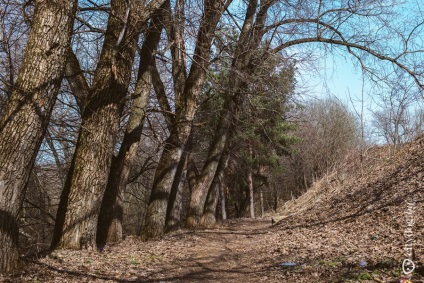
top-left (28, 245), bottom-right (272, 282)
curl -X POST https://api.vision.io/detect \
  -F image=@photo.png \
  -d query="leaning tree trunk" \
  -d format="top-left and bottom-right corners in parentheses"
top-left (200, 151), bottom-right (230, 227)
top-left (141, 0), bottom-right (229, 240)
top-left (186, 81), bottom-right (247, 227)
top-left (186, 99), bottom-right (235, 227)
top-left (200, 179), bottom-right (220, 227)
top-left (185, 0), bottom-right (269, 227)
top-left (64, 50), bottom-right (90, 112)
top-left (165, 163), bottom-right (187, 232)
top-left (142, 131), bottom-right (184, 240)
top-left (96, 11), bottom-right (165, 248)
top-left (165, 139), bottom-right (189, 232)
top-left (0, 0), bottom-right (76, 273)
top-left (52, 0), bottom-right (165, 250)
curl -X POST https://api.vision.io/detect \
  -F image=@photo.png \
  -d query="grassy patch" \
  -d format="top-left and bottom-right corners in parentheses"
top-left (84, 258), bottom-right (93, 264)
top-left (129, 257), bottom-right (140, 265)
top-left (357, 272), bottom-right (374, 280)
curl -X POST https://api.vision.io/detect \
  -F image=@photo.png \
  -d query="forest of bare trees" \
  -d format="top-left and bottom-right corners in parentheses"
top-left (0, 0), bottom-right (423, 274)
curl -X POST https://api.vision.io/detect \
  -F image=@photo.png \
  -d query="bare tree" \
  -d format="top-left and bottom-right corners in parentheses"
top-left (186, 0), bottom-right (271, 227)
top-left (141, 0), bottom-right (231, 240)
top-left (0, 0), bottom-right (29, 111)
top-left (201, 149), bottom-right (230, 226)
top-left (96, 9), bottom-right (166, 247)
top-left (372, 77), bottom-right (420, 146)
top-left (294, 97), bottom-right (360, 185)
top-left (0, 0), bottom-right (77, 273)
top-left (52, 0), bottom-right (165, 250)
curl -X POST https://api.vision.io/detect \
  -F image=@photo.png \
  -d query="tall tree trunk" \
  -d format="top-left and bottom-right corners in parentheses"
top-left (0, 0), bottom-right (77, 273)
top-left (96, 156), bottom-right (124, 246)
top-left (273, 185), bottom-right (278, 212)
top-left (200, 179), bottom-right (220, 227)
top-left (201, 151), bottom-right (230, 227)
top-left (142, 132), bottom-right (182, 240)
top-left (248, 152), bottom-right (255, 219)
top-left (165, 165), bottom-right (186, 232)
top-left (144, 1), bottom-right (189, 236)
top-left (260, 188), bottom-right (264, 218)
top-left (52, 0), bottom-right (165, 250)
top-left (165, 134), bottom-right (193, 232)
top-left (64, 50), bottom-right (90, 112)
top-left (220, 183), bottom-right (227, 221)
top-left (187, 155), bottom-right (199, 190)
top-left (96, 10), bottom-right (165, 248)
top-left (186, 94), bottom-right (238, 227)
top-left (141, 0), bottom-right (230, 240)
top-left (185, 0), bottom-right (271, 227)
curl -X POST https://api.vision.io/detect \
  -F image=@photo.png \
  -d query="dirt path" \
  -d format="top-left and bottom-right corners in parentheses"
top-left (4, 216), bottom-right (422, 282)
top-left (6, 219), bottom-right (278, 282)
top-left (146, 219), bottom-right (273, 282)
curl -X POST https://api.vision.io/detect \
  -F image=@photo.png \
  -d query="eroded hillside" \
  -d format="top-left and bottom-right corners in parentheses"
top-left (270, 136), bottom-right (424, 282)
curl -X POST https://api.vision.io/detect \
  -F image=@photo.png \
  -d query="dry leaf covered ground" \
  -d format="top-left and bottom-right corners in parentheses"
top-left (1, 138), bottom-right (424, 282)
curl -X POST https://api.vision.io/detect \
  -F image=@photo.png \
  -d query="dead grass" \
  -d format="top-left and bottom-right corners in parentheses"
top-left (1, 138), bottom-right (423, 282)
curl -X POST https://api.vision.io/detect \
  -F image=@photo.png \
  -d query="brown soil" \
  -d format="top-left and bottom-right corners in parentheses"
top-left (3, 219), bottom-right (280, 282)
top-left (1, 138), bottom-right (424, 283)
top-left (3, 213), bottom-right (422, 283)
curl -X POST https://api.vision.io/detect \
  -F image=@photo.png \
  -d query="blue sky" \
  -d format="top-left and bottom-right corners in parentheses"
top-left (294, 0), bottom-right (424, 143)
top-left (299, 52), bottom-right (373, 113)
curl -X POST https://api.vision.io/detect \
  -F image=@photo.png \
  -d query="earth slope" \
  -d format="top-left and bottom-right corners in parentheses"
top-left (270, 136), bottom-right (424, 282)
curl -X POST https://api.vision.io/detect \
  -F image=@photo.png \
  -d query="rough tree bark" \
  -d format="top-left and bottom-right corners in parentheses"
top-left (248, 144), bottom-right (255, 219)
top-left (185, 93), bottom-right (239, 227)
top-left (200, 179), bottom-right (220, 227)
top-left (186, 0), bottom-right (272, 227)
top-left (0, 0), bottom-right (77, 273)
top-left (200, 150), bottom-right (229, 227)
top-left (260, 188), bottom-right (264, 218)
top-left (162, 0), bottom-right (191, 232)
top-left (165, 134), bottom-right (192, 232)
top-left (96, 12), bottom-right (165, 247)
top-left (64, 50), bottom-right (90, 112)
top-left (52, 0), bottom-right (165, 250)
top-left (164, 158), bottom-right (187, 232)
top-left (141, 0), bottom-right (231, 240)
top-left (220, 181), bottom-right (227, 221)
top-left (187, 155), bottom-right (199, 190)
